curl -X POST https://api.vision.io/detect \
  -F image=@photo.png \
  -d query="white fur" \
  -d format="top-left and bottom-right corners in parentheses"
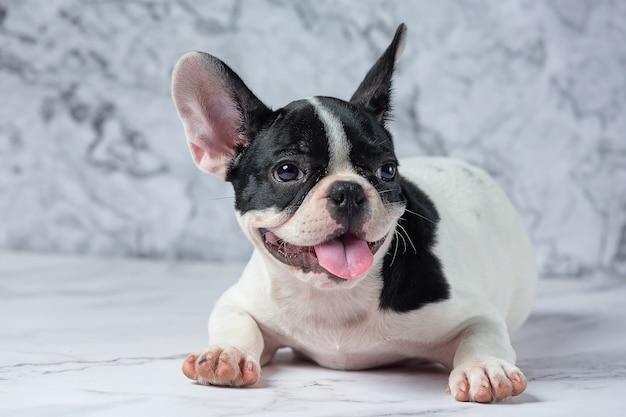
top-left (307, 97), bottom-right (353, 174)
top-left (205, 156), bottom-right (537, 401)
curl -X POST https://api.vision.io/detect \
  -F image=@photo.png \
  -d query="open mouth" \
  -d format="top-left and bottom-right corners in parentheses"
top-left (260, 229), bottom-right (386, 280)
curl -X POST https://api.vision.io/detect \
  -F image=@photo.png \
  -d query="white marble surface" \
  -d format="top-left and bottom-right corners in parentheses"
top-left (1, 0), bottom-right (625, 278)
top-left (1, 251), bottom-right (625, 416)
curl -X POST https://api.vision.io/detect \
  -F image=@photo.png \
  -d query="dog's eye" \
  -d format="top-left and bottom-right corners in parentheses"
top-left (376, 163), bottom-right (397, 182)
top-left (274, 163), bottom-right (304, 182)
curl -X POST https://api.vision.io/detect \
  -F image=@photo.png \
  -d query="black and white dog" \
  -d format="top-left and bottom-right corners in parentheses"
top-left (172, 24), bottom-right (537, 403)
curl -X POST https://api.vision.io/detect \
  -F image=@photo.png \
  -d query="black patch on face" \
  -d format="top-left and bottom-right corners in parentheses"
top-left (379, 176), bottom-right (450, 313)
top-left (228, 100), bottom-right (330, 214)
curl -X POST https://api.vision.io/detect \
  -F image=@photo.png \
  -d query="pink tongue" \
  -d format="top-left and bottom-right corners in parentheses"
top-left (314, 234), bottom-right (373, 279)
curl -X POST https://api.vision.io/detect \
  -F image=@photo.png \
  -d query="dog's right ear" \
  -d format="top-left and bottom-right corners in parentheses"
top-left (172, 52), bottom-right (271, 179)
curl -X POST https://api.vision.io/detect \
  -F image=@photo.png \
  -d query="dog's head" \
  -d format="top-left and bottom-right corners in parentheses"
top-left (172, 24), bottom-right (408, 289)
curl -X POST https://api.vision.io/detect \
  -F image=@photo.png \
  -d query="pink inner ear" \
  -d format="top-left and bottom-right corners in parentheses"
top-left (189, 141), bottom-right (216, 173)
top-left (172, 52), bottom-right (247, 178)
top-left (182, 95), bottom-right (245, 177)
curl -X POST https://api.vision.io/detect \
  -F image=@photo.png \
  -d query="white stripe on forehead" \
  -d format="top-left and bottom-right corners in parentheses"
top-left (307, 97), bottom-right (352, 173)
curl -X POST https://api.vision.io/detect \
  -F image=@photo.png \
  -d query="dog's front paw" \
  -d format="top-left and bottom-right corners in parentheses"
top-left (447, 358), bottom-right (527, 403)
top-left (182, 346), bottom-right (260, 387)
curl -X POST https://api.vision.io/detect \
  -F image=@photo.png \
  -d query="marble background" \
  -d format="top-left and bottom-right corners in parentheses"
top-left (1, 0), bottom-right (625, 278)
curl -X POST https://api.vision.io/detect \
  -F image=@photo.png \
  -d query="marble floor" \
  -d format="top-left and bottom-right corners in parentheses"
top-left (1, 251), bottom-right (624, 416)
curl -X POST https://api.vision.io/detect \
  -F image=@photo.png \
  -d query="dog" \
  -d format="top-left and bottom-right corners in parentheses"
top-left (171, 23), bottom-right (537, 403)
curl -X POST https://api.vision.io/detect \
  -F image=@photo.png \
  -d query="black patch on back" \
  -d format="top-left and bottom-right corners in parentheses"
top-left (379, 176), bottom-right (450, 313)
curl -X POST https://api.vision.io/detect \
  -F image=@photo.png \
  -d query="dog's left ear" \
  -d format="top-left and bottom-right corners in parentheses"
top-left (350, 23), bottom-right (407, 124)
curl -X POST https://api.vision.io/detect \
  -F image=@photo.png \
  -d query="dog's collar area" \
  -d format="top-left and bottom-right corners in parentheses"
top-left (260, 229), bottom-right (385, 280)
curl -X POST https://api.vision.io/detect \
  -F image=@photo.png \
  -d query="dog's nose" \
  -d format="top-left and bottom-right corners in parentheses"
top-left (327, 181), bottom-right (367, 219)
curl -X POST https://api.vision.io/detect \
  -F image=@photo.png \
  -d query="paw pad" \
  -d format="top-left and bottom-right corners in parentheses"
top-left (182, 347), bottom-right (260, 387)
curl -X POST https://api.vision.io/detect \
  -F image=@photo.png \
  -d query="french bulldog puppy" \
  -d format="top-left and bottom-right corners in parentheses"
top-left (172, 23), bottom-right (537, 403)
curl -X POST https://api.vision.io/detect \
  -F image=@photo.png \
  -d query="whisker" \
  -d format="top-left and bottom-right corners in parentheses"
top-left (395, 226), bottom-right (408, 254)
top-left (396, 222), bottom-right (417, 254)
top-left (403, 208), bottom-right (436, 225)
top-left (390, 230), bottom-right (400, 266)
top-left (376, 189), bottom-right (395, 195)
top-left (209, 196), bottom-right (236, 201)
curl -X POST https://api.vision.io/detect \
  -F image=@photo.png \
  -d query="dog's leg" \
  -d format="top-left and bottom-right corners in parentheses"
top-left (447, 319), bottom-right (527, 403)
top-left (182, 297), bottom-right (266, 387)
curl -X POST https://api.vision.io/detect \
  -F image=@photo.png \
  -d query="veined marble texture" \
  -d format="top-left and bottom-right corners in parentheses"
top-left (1, 252), bottom-right (625, 416)
top-left (0, 0), bottom-right (625, 277)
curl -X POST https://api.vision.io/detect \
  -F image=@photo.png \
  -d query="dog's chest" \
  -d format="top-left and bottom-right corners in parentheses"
top-left (278, 318), bottom-right (408, 370)
top-left (239, 257), bottom-right (442, 370)
top-left (258, 301), bottom-right (434, 370)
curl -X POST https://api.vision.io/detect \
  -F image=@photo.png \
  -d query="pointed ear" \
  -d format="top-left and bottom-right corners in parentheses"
top-left (172, 52), bottom-right (271, 179)
top-left (349, 23), bottom-right (407, 124)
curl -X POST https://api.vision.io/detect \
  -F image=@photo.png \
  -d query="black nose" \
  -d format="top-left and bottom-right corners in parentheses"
top-left (327, 181), bottom-right (367, 220)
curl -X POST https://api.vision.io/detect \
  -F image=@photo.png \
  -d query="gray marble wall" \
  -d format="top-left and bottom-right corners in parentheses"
top-left (1, 0), bottom-right (625, 278)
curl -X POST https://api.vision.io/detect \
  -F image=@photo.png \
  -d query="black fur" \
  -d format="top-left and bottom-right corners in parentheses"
top-left (379, 176), bottom-right (450, 313)
top-left (350, 23), bottom-right (407, 123)
top-left (228, 100), bottom-right (330, 214)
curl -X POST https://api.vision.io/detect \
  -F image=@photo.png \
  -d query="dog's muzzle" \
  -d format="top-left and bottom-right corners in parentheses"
top-left (260, 229), bottom-right (386, 280)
